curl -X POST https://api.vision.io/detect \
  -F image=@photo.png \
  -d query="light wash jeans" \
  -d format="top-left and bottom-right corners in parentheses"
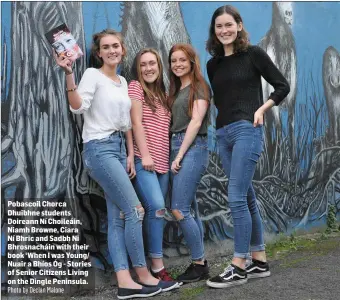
top-left (82, 132), bottom-right (146, 272)
top-left (134, 157), bottom-right (169, 258)
top-left (170, 133), bottom-right (208, 261)
top-left (216, 120), bottom-right (265, 259)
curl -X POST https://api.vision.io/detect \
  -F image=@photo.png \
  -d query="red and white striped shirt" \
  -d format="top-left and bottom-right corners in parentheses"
top-left (128, 80), bottom-right (171, 174)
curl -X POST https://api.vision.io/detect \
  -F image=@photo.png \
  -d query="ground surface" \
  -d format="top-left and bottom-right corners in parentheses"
top-left (3, 232), bottom-right (340, 300)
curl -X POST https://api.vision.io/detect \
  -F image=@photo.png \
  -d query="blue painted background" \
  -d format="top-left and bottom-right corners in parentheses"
top-left (2, 1), bottom-right (340, 133)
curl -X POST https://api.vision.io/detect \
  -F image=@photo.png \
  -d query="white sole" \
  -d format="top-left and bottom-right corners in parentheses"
top-left (117, 289), bottom-right (162, 299)
top-left (247, 271), bottom-right (271, 279)
top-left (161, 282), bottom-right (181, 292)
top-left (206, 278), bottom-right (248, 289)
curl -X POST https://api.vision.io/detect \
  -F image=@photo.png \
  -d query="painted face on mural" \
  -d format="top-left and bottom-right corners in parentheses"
top-left (97, 34), bottom-right (124, 66)
top-left (277, 2), bottom-right (293, 26)
top-left (170, 50), bottom-right (191, 79)
top-left (214, 13), bottom-right (242, 47)
top-left (140, 52), bottom-right (160, 84)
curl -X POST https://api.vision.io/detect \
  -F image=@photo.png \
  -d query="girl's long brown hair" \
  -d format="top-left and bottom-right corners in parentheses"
top-left (206, 5), bottom-right (250, 57)
top-left (135, 48), bottom-right (169, 112)
top-left (89, 29), bottom-right (127, 68)
top-left (168, 44), bottom-right (210, 117)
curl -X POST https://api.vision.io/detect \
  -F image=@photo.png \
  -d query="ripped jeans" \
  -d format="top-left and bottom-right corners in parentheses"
top-left (82, 132), bottom-right (147, 272)
top-left (170, 133), bottom-right (208, 261)
top-left (134, 157), bottom-right (169, 258)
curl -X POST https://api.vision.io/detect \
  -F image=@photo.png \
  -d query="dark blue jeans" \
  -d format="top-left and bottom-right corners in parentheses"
top-left (216, 120), bottom-right (265, 258)
top-left (170, 133), bottom-right (208, 261)
top-left (134, 157), bottom-right (169, 258)
top-left (82, 132), bottom-right (146, 272)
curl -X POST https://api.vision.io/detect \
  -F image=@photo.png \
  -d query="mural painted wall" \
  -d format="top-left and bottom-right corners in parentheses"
top-left (1, 1), bottom-right (340, 278)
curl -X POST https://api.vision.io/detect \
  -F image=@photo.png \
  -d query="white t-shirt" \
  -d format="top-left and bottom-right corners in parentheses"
top-left (70, 68), bottom-right (132, 143)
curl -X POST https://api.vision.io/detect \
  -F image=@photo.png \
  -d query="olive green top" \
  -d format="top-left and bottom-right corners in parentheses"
top-left (170, 84), bottom-right (210, 135)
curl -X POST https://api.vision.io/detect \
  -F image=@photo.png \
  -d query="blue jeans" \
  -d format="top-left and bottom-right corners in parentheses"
top-left (82, 132), bottom-right (146, 272)
top-left (216, 120), bottom-right (265, 259)
top-left (170, 133), bottom-right (208, 261)
top-left (134, 157), bottom-right (169, 258)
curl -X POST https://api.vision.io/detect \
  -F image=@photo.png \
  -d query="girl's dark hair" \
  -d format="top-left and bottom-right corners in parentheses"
top-left (89, 29), bottom-right (127, 68)
top-left (206, 5), bottom-right (250, 57)
top-left (135, 48), bottom-right (169, 112)
top-left (168, 43), bottom-right (210, 117)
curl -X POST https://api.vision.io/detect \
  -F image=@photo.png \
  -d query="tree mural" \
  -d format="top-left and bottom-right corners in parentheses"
top-left (258, 2), bottom-right (297, 178)
top-left (120, 1), bottom-right (190, 87)
top-left (321, 46), bottom-right (340, 213)
top-left (0, 1), bottom-right (109, 285)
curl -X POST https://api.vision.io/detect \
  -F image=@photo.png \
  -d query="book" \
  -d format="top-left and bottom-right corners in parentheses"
top-left (45, 23), bottom-right (83, 61)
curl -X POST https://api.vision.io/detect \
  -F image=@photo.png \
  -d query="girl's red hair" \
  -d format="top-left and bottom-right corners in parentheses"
top-left (168, 44), bottom-right (210, 116)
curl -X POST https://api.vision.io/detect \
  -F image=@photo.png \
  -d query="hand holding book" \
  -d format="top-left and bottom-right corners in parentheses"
top-left (53, 51), bottom-right (73, 75)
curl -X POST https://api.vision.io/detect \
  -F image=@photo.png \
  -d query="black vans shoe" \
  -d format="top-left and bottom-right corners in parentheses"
top-left (206, 264), bottom-right (247, 289)
top-left (177, 260), bottom-right (209, 283)
top-left (117, 286), bottom-right (161, 299)
top-left (246, 259), bottom-right (271, 279)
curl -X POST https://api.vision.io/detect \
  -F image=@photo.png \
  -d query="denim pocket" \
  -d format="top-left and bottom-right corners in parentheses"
top-left (134, 157), bottom-right (144, 172)
top-left (249, 130), bottom-right (264, 161)
top-left (255, 124), bottom-right (264, 129)
top-left (191, 136), bottom-right (208, 149)
top-left (254, 125), bottom-right (264, 143)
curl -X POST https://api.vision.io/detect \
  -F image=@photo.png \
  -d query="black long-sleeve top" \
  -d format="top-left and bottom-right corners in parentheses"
top-left (207, 45), bottom-right (290, 129)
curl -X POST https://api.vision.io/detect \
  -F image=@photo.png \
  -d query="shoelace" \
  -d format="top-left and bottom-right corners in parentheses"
top-left (220, 265), bottom-right (234, 277)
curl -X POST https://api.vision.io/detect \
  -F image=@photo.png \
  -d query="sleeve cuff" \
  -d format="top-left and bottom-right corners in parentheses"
top-left (269, 93), bottom-right (282, 106)
top-left (69, 101), bottom-right (85, 114)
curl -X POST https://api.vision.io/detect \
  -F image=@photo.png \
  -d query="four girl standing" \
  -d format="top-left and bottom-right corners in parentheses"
top-left (54, 4), bottom-right (289, 297)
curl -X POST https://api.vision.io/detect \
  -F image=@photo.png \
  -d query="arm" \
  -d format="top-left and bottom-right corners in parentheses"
top-left (125, 130), bottom-right (136, 179)
top-left (249, 46), bottom-right (290, 127)
top-left (65, 73), bottom-right (83, 110)
top-left (130, 100), bottom-right (154, 171)
top-left (53, 51), bottom-right (93, 113)
top-left (171, 99), bottom-right (209, 173)
top-left (250, 46), bottom-right (290, 106)
top-left (253, 99), bottom-right (275, 127)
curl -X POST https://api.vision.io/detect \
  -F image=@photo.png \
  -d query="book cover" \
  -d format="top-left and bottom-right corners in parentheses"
top-left (45, 23), bottom-right (83, 61)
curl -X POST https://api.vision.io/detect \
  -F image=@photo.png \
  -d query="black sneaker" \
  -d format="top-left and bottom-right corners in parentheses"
top-left (117, 286), bottom-right (161, 299)
top-left (246, 259), bottom-right (271, 279)
top-left (177, 260), bottom-right (209, 283)
top-left (206, 264), bottom-right (247, 288)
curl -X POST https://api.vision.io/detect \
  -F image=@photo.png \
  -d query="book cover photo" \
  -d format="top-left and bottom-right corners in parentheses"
top-left (45, 23), bottom-right (83, 61)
